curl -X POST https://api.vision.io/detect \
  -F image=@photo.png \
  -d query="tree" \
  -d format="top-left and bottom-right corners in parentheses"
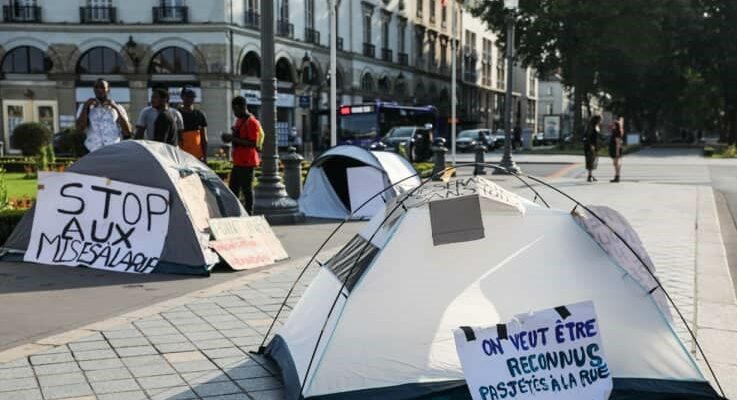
top-left (469, 0), bottom-right (615, 142)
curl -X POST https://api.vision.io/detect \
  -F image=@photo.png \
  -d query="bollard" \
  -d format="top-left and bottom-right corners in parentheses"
top-left (474, 142), bottom-right (487, 175)
top-left (431, 138), bottom-right (448, 181)
top-left (282, 146), bottom-right (304, 200)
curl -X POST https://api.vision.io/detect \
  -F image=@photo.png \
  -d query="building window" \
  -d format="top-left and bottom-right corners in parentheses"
top-left (305, 0), bottom-right (314, 29)
top-left (241, 51), bottom-right (261, 77)
top-left (547, 86), bottom-right (553, 96)
top-left (1, 46), bottom-right (50, 74)
top-left (527, 99), bottom-right (536, 124)
top-left (529, 70), bottom-right (536, 97)
top-left (6, 0), bottom-right (40, 22)
top-left (496, 46), bottom-right (505, 89)
top-left (545, 103), bottom-right (553, 115)
top-left (275, 57), bottom-right (294, 82)
top-left (441, 2), bottom-right (446, 27)
top-left (429, 0), bottom-right (435, 23)
top-left (362, 2), bottom-right (374, 45)
top-left (245, 0), bottom-right (259, 12)
top-left (148, 46), bottom-right (197, 74)
top-left (398, 19), bottom-right (406, 53)
top-left (279, 0), bottom-right (289, 20)
top-left (416, 0), bottom-right (422, 18)
top-left (381, 11), bottom-right (391, 50)
top-left (361, 73), bottom-right (374, 92)
top-left (415, 27), bottom-right (424, 65)
top-left (76, 47), bottom-right (125, 74)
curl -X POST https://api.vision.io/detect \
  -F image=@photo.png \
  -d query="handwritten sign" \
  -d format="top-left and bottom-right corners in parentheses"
top-left (453, 301), bottom-right (612, 400)
top-left (210, 237), bottom-right (275, 271)
top-left (210, 216), bottom-right (288, 261)
top-left (25, 172), bottom-right (170, 274)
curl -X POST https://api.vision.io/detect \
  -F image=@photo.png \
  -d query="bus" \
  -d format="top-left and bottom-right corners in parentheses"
top-left (337, 102), bottom-right (438, 148)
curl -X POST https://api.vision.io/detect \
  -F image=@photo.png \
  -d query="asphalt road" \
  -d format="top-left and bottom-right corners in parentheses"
top-left (710, 165), bottom-right (737, 294)
top-left (0, 219), bottom-right (364, 351)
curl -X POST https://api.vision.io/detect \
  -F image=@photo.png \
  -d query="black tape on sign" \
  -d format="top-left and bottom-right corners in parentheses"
top-left (459, 326), bottom-right (476, 342)
top-left (555, 306), bottom-right (571, 320)
top-left (496, 324), bottom-right (508, 340)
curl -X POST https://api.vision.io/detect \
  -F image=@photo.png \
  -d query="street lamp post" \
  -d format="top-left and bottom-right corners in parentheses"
top-left (495, 0), bottom-right (521, 175)
top-left (253, 0), bottom-right (303, 223)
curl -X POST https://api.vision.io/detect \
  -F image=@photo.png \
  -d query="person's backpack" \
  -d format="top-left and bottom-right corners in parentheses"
top-left (153, 110), bottom-right (177, 145)
top-left (252, 117), bottom-right (265, 151)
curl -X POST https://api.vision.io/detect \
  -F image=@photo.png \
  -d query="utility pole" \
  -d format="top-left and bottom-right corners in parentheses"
top-left (253, 0), bottom-right (303, 223)
top-left (495, 1), bottom-right (521, 174)
top-left (450, 0), bottom-right (457, 166)
top-left (329, 0), bottom-right (338, 148)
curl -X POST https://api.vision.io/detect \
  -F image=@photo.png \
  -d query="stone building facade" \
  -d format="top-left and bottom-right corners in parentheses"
top-left (0, 0), bottom-right (537, 154)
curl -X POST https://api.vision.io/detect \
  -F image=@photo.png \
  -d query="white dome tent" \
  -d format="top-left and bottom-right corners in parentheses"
top-left (262, 175), bottom-right (722, 400)
top-left (299, 145), bottom-right (421, 220)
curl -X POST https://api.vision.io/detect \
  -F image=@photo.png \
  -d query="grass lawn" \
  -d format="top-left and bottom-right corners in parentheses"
top-left (5, 173), bottom-right (37, 199)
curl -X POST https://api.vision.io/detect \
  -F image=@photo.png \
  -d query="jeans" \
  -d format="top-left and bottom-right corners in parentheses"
top-left (229, 166), bottom-right (255, 214)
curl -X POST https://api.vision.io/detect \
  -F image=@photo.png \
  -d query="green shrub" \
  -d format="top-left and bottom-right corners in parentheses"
top-left (0, 167), bottom-right (8, 210)
top-left (10, 122), bottom-right (52, 157)
top-left (56, 128), bottom-right (87, 157)
top-left (0, 209), bottom-right (26, 245)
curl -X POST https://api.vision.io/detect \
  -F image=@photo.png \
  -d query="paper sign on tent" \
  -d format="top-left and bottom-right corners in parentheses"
top-left (24, 172), bottom-right (171, 274)
top-left (453, 301), bottom-right (612, 400)
top-left (209, 216), bottom-right (288, 271)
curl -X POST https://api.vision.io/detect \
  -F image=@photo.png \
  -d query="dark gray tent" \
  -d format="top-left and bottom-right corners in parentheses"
top-left (2, 141), bottom-right (246, 275)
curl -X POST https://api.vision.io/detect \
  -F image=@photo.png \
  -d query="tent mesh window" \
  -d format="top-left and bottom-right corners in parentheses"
top-left (325, 234), bottom-right (380, 291)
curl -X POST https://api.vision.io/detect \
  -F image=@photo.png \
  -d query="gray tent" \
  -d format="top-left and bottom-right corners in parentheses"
top-left (2, 140), bottom-right (246, 275)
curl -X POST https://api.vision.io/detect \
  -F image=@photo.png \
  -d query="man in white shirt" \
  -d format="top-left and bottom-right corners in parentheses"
top-left (76, 79), bottom-right (132, 152)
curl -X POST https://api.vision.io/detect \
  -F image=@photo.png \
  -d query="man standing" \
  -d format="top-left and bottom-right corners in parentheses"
top-left (135, 88), bottom-right (183, 145)
top-left (76, 79), bottom-right (131, 152)
top-left (178, 86), bottom-right (208, 161)
top-left (221, 96), bottom-right (262, 214)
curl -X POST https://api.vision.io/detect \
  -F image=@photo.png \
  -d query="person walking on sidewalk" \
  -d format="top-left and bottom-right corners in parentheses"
top-left (76, 79), bottom-right (132, 152)
top-left (221, 96), bottom-right (262, 214)
top-left (583, 115), bottom-right (602, 182)
top-left (609, 121), bottom-right (624, 182)
top-left (178, 87), bottom-right (208, 161)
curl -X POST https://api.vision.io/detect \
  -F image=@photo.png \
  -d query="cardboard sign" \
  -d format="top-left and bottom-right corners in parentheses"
top-left (209, 216), bottom-right (288, 270)
top-left (25, 172), bottom-right (170, 274)
top-left (453, 301), bottom-right (612, 400)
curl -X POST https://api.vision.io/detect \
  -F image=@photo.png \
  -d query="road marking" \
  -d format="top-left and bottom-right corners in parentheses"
top-left (545, 163), bottom-right (582, 179)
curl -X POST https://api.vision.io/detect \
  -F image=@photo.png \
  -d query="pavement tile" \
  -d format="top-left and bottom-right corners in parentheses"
top-left (193, 339), bottom-right (235, 350)
top-left (37, 372), bottom-right (87, 387)
top-left (39, 346), bottom-right (71, 355)
top-left (225, 365), bottom-right (272, 380)
top-left (184, 331), bottom-right (225, 341)
top-left (181, 370), bottom-right (231, 385)
top-left (134, 320), bottom-right (173, 329)
top-left (212, 357), bottom-right (249, 370)
top-left (41, 383), bottom-right (93, 400)
top-left (235, 377), bottom-right (283, 392)
top-left (231, 336), bottom-right (262, 347)
top-left (698, 302), bottom-right (737, 331)
top-left (0, 377), bottom-right (38, 392)
top-left (72, 349), bottom-right (118, 361)
top-left (203, 348), bottom-right (245, 359)
top-left (154, 342), bottom-right (197, 353)
top-left (149, 387), bottom-right (198, 400)
top-left (138, 327), bottom-right (179, 336)
top-left (0, 367), bottom-right (35, 379)
top-left (166, 317), bottom-right (204, 326)
top-left (218, 328), bottom-right (260, 339)
top-left (90, 378), bottom-right (141, 394)
top-left (115, 345), bottom-right (158, 357)
top-left (68, 341), bottom-right (111, 352)
top-left (33, 362), bottom-right (82, 375)
top-left (0, 358), bottom-right (30, 369)
top-left (136, 373), bottom-right (185, 390)
top-left (128, 363), bottom-right (177, 378)
top-left (248, 389), bottom-right (286, 400)
top-left (108, 337), bottom-right (150, 348)
top-left (29, 352), bottom-right (74, 365)
top-left (0, 388), bottom-right (42, 400)
top-left (163, 351), bottom-right (206, 363)
top-left (192, 381), bottom-right (242, 397)
top-left (172, 360), bottom-right (218, 373)
top-left (209, 321), bottom-right (252, 331)
top-left (84, 367), bottom-right (133, 382)
top-left (148, 334), bottom-right (189, 345)
top-left (73, 333), bottom-right (104, 343)
top-left (96, 390), bottom-right (148, 400)
top-left (102, 330), bottom-right (143, 339)
top-left (77, 358), bottom-right (123, 371)
top-left (121, 355), bottom-right (166, 367)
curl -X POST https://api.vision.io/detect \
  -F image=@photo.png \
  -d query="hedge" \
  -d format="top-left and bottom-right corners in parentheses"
top-left (0, 209), bottom-right (26, 245)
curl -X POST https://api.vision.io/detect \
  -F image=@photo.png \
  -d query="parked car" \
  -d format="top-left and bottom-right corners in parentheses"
top-left (532, 132), bottom-right (545, 146)
top-left (381, 126), bottom-right (434, 162)
top-left (455, 130), bottom-right (485, 152)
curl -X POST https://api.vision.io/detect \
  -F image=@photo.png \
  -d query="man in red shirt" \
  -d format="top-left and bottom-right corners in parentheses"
top-left (221, 96), bottom-right (261, 214)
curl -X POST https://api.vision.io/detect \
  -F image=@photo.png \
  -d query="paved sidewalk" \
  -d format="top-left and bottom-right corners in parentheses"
top-left (0, 149), bottom-right (735, 400)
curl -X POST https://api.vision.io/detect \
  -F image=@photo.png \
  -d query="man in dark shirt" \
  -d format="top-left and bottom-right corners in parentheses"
top-left (178, 87), bottom-right (208, 161)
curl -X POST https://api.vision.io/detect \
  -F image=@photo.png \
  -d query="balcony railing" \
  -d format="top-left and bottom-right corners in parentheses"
top-left (464, 70), bottom-right (478, 82)
top-left (79, 6), bottom-right (116, 23)
top-left (440, 64), bottom-right (450, 75)
top-left (363, 43), bottom-right (375, 58)
top-left (244, 10), bottom-right (260, 29)
top-left (398, 52), bottom-right (408, 66)
top-left (381, 48), bottom-right (392, 62)
top-left (277, 19), bottom-right (294, 38)
top-left (152, 6), bottom-right (188, 23)
top-left (3, 5), bottom-right (41, 22)
top-left (305, 28), bottom-right (320, 45)
top-left (337, 37), bottom-right (344, 51)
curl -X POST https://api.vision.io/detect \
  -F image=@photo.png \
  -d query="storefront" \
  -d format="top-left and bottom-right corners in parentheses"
top-left (241, 88), bottom-right (296, 147)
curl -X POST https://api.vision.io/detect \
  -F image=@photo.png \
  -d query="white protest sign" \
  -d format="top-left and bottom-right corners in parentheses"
top-left (453, 301), bottom-right (612, 400)
top-left (25, 172), bottom-right (171, 274)
top-left (210, 236), bottom-right (275, 271)
top-left (209, 216), bottom-right (288, 261)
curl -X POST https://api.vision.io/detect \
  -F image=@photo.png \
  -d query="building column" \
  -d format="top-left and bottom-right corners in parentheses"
top-left (200, 78), bottom-right (233, 153)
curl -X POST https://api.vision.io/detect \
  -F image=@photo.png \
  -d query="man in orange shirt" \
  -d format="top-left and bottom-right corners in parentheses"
top-left (221, 96), bottom-right (261, 214)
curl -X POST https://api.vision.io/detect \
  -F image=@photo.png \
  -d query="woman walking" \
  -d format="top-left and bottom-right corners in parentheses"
top-left (583, 115), bottom-right (602, 182)
top-left (609, 121), bottom-right (624, 182)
